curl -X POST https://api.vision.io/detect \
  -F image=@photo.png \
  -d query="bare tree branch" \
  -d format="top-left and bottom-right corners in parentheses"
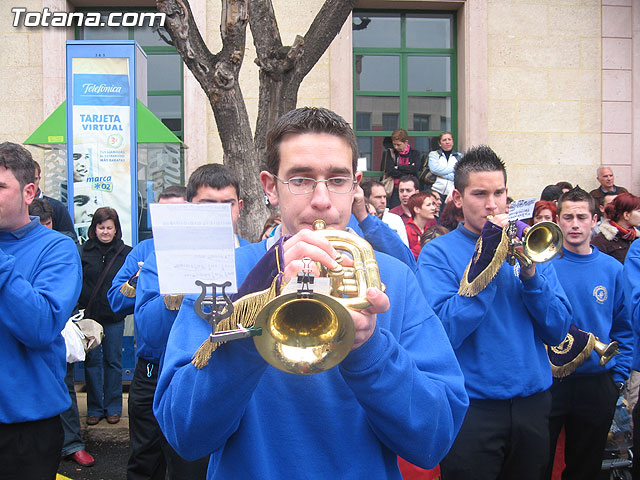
top-left (155, 0), bottom-right (354, 239)
top-left (295, 0), bottom-right (355, 80)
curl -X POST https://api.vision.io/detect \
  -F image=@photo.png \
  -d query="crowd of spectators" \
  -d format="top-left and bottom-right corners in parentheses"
top-left (4, 114), bottom-right (640, 480)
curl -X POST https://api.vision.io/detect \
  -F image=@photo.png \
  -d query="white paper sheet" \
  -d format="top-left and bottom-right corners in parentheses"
top-left (508, 198), bottom-right (537, 221)
top-left (149, 203), bottom-right (237, 295)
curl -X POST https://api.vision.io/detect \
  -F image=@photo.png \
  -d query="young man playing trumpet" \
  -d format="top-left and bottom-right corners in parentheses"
top-left (545, 187), bottom-right (631, 479)
top-left (154, 107), bottom-right (468, 479)
top-left (417, 146), bottom-right (572, 479)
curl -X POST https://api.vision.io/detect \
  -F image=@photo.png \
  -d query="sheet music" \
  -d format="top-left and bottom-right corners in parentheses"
top-left (149, 203), bottom-right (237, 294)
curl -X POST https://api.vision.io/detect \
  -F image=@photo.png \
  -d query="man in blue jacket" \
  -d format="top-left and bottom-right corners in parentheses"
top-left (127, 165), bottom-right (250, 480)
top-left (546, 186), bottom-right (631, 479)
top-left (623, 236), bottom-right (640, 477)
top-left (417, 145), bottom-right (572, 479)
top-left (153, 107), bottom-right (468, 480)
top-left (0, 142), bottom-right (82, 477)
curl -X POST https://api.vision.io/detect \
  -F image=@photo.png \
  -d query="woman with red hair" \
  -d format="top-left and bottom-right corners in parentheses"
top-left (405, 192), bottom-right (437, 259)
top-left (530, 200), bottom-right (558, 225)
top-left (592, 192), bottom-right (640, 263)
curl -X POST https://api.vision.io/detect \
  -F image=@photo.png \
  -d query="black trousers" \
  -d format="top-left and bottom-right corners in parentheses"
top-left (632, 385), bottom-right (640, 479)
top-left (127, 358), bottom-right (209, 480)
top-left (0, 415), bottom-right (63, 480)
top-left (545, 372), bottom-right (618, 480)
top-left (440, 390), bottom-right (551, 480)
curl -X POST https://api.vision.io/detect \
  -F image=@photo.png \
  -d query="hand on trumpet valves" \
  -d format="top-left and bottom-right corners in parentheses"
top-left (282, 228), bottom-right (343, 283)
top-left (282, 227), bottom-right (390, 351)
top-left (487, 214), bottom-right (537, 278)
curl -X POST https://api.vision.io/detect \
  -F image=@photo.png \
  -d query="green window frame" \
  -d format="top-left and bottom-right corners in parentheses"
top-left (353, 10), bottom-right (457, 173)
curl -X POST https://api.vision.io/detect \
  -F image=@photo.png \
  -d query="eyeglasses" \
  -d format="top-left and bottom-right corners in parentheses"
top-left (273, 175), bottom-right (357, 195)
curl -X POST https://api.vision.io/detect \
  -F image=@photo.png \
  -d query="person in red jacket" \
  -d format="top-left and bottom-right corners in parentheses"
top-left (405, 191), bottom-right (437, 259)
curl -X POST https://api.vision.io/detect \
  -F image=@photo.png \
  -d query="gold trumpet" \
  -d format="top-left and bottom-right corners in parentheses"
top-left (508, 221), bottom-right (563, 266)
top-left (253, 219), bottom-right (384, 375)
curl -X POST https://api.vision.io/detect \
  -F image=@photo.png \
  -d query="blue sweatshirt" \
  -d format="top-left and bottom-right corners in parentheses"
top-left (417, 223), bottom-right (572, 400)
top-left (133, 236), bottom-right (250, 365)
top-left (154, 239), bottom-right (468, 479)
top-left (348, 214), bottom-right (416, 271)
top-left (0, 218), bottom-right (82, 423)
top-left (108, 238), bottom-right (155, 316)
top-left (623, 240), bottom-right (640, 371)
top-left (552, 247), bottom-right (631, 383)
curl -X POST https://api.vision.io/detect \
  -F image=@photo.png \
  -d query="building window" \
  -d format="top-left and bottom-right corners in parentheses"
top-left (353, 11), bottom-right (457, 171)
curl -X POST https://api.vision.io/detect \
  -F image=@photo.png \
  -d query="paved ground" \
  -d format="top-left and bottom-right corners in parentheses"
top-left (57, 387), bottom-right (131, 479)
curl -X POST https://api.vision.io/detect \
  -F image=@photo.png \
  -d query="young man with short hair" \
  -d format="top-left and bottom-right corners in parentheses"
top-left (545, 186), bottom-right (631, 479)
top-left (417, 145), bottom-right (571, 479)
top-left (389, 175), bottom-right (419, 224)
top-left (126, 166), bottom-right (249, 479)
top-left (0, 142), bottom-right (82, 477)
top-left (361, 180), bottom-right (409, 246)
top-left (154, 107), bottom-right (468, 479)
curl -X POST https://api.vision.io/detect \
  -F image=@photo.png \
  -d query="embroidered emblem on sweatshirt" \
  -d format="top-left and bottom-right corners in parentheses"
top-left (593, 285), bottom-right (608, 304)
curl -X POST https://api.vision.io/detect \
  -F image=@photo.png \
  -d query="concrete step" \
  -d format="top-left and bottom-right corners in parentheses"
top-left (75, 389), bottom-right (130, 443)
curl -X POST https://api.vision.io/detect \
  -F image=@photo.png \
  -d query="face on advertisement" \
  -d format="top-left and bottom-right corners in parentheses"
top-left (73, 153), bottom-right (90, 183)
top-left (74, 194), bottom-right (99, 224)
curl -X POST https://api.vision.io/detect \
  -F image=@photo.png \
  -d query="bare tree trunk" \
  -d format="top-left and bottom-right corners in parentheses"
top-left (156, 0), bottom-right (355, 241)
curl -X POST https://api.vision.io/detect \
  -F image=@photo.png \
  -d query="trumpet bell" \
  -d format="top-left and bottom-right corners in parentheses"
top-left (253, 292), bottom-right (355, 375)
top-left (523, 221), bottom-right (563, 263)
top-left (594, 339), bottom-right (619, 367)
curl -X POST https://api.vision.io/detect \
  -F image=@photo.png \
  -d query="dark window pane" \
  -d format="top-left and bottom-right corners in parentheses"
top-left (413, 114), bottom-right (430, 132)
top-left (352, 14), bottom-right (400, 48)
top-left (407, 56), bottom-right (451, 92)
top-left (382, 113), bottom-right (398, 131)
top-left (357, 136), bottom-right (373, 169)
top-left (408, 97), bottom-right (451, 132)
top-left (355, 55), bottom-right (400, 92)
top-left (134, 25), bottom-right (172, 47)
top-left (356, 112), bottom-right (371, 131)
top-left (406, 15), bottom-right (453, 49)
top-left (414, 136), bottom-right (435, 154)
top-left (355, 96), bottom-right (400, 132)
top-left (148, 95), bottom-right (182, 132)
top-left (148, 54), bottom-right (182, 91)
top-left (80, 14), bottom-right (128, 40)
top-left (358, 136), bottom-right (392, 171)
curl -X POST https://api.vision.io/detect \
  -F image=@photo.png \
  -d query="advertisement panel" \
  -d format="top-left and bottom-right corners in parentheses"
top-left (70, 56), bottom-right (132, 243)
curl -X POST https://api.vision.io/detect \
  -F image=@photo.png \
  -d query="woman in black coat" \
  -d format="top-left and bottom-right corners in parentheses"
top-left (383, 129), bottom-right (423, 209)
top-left (78, 207), bottom-right (131, 425)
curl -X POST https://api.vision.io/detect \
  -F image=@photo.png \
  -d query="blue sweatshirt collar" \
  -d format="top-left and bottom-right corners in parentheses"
top-left (1, 216), bottom-right (40, 240)
top-left (456, 222), bottom-right (480, 241)
top-left (560, 246), bottom-right (598, 263)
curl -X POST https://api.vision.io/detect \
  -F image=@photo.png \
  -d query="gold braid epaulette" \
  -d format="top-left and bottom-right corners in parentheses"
top-left (163, 294), bottom-right (185, 310)
top-left (119, 262), bottom-right (144, 298)
top-left (548, 332), bottom-right (596, 378)
top-left (191, 276), bottom-right (281, 369)
top-left (458, 228), bottom-right (509, 297)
